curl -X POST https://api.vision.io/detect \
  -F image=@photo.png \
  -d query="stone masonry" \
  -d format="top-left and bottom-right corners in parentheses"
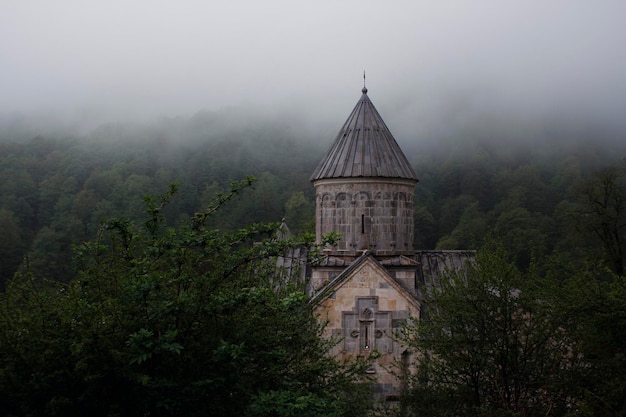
top-left (314, 178), bottom-right (416, 255)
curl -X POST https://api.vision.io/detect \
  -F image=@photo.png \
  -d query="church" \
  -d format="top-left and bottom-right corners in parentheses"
top-left (278, 85), bottom-right (473, 401)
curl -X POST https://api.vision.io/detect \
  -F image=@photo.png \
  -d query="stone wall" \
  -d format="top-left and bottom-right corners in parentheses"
top-left (314, 178), bottom-right (416, 255)
top-left (313, 257), bottom-right (419, 399)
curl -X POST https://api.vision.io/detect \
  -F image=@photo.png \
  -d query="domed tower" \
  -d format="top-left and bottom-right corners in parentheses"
top-left (310, 86), bottom-right (418, 256)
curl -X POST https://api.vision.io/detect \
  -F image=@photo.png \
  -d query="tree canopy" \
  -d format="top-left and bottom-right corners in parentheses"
top-left (0, 180), bottom-right (373, 417)
top-left (401, 242), bottom-right (626, 417)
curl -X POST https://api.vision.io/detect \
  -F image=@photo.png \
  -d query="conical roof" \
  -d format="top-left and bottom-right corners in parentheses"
top-left (310, 87), bottom-right (418, 181)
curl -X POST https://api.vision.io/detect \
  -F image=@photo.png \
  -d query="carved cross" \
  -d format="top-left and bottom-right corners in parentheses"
top-left (343, 296), bottom-right (392, 354)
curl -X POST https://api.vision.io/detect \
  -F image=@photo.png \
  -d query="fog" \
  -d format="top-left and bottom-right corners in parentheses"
top-left (2, 0), bottom-right (626, 144)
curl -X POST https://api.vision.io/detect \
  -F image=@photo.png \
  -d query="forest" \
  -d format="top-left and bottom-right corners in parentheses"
top-left (1, 109), bottom-right (625, 286)
top-left (0, 108), bottom-right (625, 416)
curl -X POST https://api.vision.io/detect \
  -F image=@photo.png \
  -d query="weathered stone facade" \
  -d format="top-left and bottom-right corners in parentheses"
top-left (314, 178), bottom-right (416, 255)
top-left (311, 253), bottom-right (420, 396)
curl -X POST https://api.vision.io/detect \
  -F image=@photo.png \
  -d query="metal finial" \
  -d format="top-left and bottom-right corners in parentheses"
top-left (362, 71), bottom-right (368, 94)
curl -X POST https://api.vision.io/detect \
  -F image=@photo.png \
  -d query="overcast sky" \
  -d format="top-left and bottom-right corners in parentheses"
top-left (2, 0), bottom-right (626, 137)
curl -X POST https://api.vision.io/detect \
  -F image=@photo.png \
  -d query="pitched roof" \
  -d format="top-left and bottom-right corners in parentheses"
top-left (309, 252), bottom-right (420, 310)
top-left (310, 87), bottom-right (418, 181)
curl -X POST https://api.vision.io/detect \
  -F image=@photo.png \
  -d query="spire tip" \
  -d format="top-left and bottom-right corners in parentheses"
top-left (362, 71), bottom-right (368, 94)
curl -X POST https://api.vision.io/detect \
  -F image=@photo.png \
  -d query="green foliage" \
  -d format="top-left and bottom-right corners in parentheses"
top-left (0, 209), bottom-right (23, 290)
top-left (567, 159), bottom-right (626, 275)
top-left (247, 390), bottom-right (343, 417)
top-left (413, 143), bottom-right (623, 271)
top-left (545, 260), bottom-right (626, 417)
top-left (284, 191), bottom-right (315, 236)
top-left (0, 182), bottom-right (372, 417)
top-left (402, 243), bottom-right (582, 417)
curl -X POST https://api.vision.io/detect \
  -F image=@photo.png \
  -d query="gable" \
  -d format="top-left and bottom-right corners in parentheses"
top-left (311, 254), bottom-right (420, 360)
top-left (339, 258), bottom-right (413, 298)
top-left (311, 254), bottom-right (414, 302)
top-left (312, 254), bottom-right (420, 328)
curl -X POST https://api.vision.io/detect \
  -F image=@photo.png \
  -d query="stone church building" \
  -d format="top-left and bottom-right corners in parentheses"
top-left (278, 86), bottom-right (473, 401)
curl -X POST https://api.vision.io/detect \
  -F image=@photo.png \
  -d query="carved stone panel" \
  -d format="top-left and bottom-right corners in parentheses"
top-left (342, 296), bottom-right (392, 354)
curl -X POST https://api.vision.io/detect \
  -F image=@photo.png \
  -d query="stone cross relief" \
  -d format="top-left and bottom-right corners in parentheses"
top-left (343, 296), bottom-right (392, 354)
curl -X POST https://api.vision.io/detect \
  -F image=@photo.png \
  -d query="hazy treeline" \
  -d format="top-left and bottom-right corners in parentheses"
top-left (413, 131), bottom-right (626, 267)
top-left (0, 110), bottom-right (625, 287)
top-left (0, 110), bottom-right (323, 286)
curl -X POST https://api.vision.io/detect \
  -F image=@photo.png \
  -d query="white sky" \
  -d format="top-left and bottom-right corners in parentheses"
top-left (1, 0), bottom-right (626, 134)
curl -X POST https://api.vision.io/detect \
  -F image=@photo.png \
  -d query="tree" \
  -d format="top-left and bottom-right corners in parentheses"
top-left (413, 205), bottom-right (437, 249)
top-left (547, 260), bottom-right (626, 417)
top-left (284, 191), bottom-right (315, 236)
top-left (401, 244), bottom-right (581, 417)
top-left (570, 160), bottom-right (626, 275)
top-left (0, 209), bottom-right (23, 289)
top-left (27, 225), bottom-right (73, 282)
top-left (435, 201), bottom-right (486, 250)
top-left (0, 179), bottom-right (373, 417)
top-left (492, 206), bottom-right (550, 270)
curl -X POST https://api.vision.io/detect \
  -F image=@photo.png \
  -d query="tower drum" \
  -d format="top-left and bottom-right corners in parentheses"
top-left (315, 177), bottom-right (415, 255)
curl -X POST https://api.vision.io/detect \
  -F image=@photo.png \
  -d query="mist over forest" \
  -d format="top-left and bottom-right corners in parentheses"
top-left (1, 96), bottom-right (625, 287)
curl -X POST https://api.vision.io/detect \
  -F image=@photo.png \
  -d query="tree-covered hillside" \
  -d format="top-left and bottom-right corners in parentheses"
top-left (0, 110), bottom-right (625, 286)
top-left (0, 111), bottom-right (322, 286)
